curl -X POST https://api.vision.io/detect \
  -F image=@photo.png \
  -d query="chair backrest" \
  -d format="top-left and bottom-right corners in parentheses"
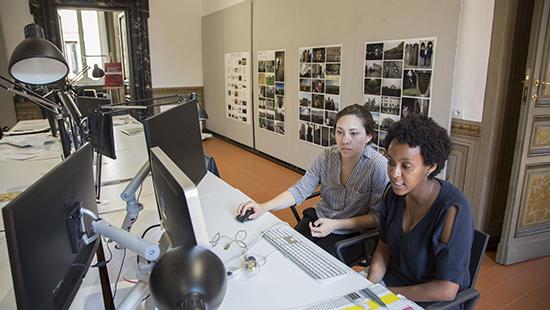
top-left (468, 230), bottom-right (489, 288)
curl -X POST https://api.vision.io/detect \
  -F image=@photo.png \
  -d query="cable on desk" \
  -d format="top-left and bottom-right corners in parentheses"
top-left (210, 230), bottom-right (248, 250)
top-left (92, 236), bottom-right (113, 268)
top-left (113, 248), bottom-right (127, 301)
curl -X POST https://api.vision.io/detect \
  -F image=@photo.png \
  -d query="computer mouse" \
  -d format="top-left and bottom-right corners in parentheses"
top-left (236, 209), bottom-right (254, 223)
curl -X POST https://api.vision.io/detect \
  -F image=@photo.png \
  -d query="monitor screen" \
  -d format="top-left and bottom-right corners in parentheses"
top-left (149, 146), bottom-right (209, 249)
top-left (76, 96), bottom-right (116, 160)
top-left (143, 99), bottom-right (206, 185)
top-left (2, 143), bottom-right (99, 310)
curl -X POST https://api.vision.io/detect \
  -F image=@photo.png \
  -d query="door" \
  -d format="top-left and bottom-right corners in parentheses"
top-left (497, 0), bottom-right (550, 265)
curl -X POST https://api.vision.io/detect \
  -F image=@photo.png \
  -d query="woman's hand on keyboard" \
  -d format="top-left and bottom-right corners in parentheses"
top-left (309, 218), bottom-right (338, 237)
top-left (237, 201), bottom-right (266, 220)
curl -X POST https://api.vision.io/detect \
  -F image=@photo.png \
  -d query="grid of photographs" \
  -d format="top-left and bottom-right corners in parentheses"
top-left (363, 38), bottom-right (435, 150)
top-left (298, 45), bottom-right (342, 147)
top-left (225, 52), bottom-right (251, 124)
top-left (257, 50), bottom-right (285, 135)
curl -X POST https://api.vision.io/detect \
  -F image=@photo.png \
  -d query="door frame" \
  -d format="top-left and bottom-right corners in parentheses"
top-left (28, 0), bottom-right (153, 120)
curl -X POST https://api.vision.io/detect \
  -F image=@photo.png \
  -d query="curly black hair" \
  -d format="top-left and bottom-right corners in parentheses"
top-left (335, 104), bottom-right (377, 144)
top-left (383, 114), bottom-right (451, 178)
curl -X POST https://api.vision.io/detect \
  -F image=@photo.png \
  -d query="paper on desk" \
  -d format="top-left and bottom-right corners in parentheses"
top-left (4, 119), bottom-right (50, 135)
top-left (0, 133), bottom-right (56, 148)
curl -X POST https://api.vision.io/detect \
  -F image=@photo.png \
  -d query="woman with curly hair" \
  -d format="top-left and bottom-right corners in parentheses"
top-left (367, 114), bottom-right (474, 307)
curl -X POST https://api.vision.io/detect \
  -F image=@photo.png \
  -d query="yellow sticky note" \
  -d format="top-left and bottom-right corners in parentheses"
top-left (343, 306), bottom-right (368, 310)
top-left (381, 293), bottom-right (401, 304)
top-left (367, 300), bottom-right (382, 309)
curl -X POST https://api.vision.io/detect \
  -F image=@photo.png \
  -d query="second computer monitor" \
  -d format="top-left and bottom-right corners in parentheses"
top-left (76, 96), bottom-right (116, 160)
top-left (149, 146), bottom-right (209, 249)
top-left (2, 143), bottom-right (99, 310)
top-left (143, 99), bottom-right (206, 185)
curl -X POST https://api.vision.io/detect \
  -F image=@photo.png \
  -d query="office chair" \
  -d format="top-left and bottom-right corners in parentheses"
top-left (289, 192), bottom-right (379, 267)
top-left (204, 153), bottom-right (220, 177)
top-left (425, 230), bottom-right (489, 310)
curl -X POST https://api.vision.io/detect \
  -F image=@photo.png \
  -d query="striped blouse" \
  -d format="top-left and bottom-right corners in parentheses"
top-left (288, 144), bottom-right (388, 234)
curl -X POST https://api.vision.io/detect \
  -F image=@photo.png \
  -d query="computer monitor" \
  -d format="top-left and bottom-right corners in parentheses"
top-left (143, 99), bottom-right (207, 185)
top-left (76, 96), bottom-right (116, 160)
top-left (2, 143), bottom-right (99, 310)
top-left (149, 146), bottom-right (209, 249)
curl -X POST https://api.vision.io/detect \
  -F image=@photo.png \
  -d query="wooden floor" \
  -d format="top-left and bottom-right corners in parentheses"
top-left (203, 137), bottom-right (550, 310)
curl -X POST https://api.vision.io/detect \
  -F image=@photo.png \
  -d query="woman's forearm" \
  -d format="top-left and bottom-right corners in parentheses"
top-left (261, 191), bottom-right (296, 211)
top-left (366, 240), bottom-right (390, 283)
top-left (333, 214), bottom-right (377, 231)
top-left (389, 280), bottom-right (459, 302)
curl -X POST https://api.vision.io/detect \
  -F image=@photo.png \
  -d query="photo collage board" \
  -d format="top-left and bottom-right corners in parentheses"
top-left (363, 38), bottom-right (436, 150)
top-left (257, 50), bottom-right (286, 135)
top-left (225, 52), bottom-right (251, 124)
top-left (298, 45), bottom-right (342, 147)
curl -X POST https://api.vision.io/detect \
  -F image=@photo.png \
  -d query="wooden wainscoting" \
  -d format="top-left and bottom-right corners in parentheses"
top-left (448, 118), bottom-right (482, 226)
top-left (152, 86), bottom-right (204, 114)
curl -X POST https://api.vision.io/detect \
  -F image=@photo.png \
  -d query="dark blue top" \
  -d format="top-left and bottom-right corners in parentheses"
top-left (379, 179), bottom-right (474, 295)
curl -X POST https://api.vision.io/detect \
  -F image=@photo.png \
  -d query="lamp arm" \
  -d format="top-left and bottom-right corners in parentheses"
top-left (1, 85), bottom-right (59, 114)
top-left (120, 161), bottom-right (150, 232)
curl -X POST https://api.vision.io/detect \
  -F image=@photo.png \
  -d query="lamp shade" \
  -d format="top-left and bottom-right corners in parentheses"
top-left (92, 64), bottom-right (105, 78)
top-left (8, 25), bottom-right (69, 85)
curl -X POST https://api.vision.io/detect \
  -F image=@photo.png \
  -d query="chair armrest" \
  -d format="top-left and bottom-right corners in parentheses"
top-left (289, 191), bottom-right (322, 222)
top-left (334, 229), bottom-right (378, 263)
top-left (425, 288), bottom-right (479, 310)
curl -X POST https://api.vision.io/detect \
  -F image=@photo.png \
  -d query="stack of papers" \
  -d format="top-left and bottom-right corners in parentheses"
top-left (4, 119), bottom-right (50, 136)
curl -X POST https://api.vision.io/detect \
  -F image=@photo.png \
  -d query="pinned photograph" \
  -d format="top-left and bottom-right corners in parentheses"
top-left (364, 94), bottom-right (381, 112)
top-left (299, 106), bottom-right (311, 122)
top-left (258, 73), bottom-right (266, 85)
top-left (326, 46), bottom-right (341, 62)
top-left (275, 82), bottom-right (285, 96)
top-left (300, 79), bottom-right (312, 92)
top-left (402, 70), bottom-right (417, 96)
top-left (300, 64), bottom-right (312, 78)
top-left (266, 86), bottom-right (275, 98)
top-left (366, 43), bottom-right (384, 60)
top-left (326, 63), bottom-right (341, 79)
top-left (325, 80), bottom-right (340, 95)
top-left (364, 78), bottom-right (382, 95)
top-left (418, 40), bottom-right (434, 68)
top-left (259, 118), bottom-right (267, 128)
top-left (380, 114), bottom-right (400, 131)
top-left (259, 99), bottom-right (266, 109)
top-left (383, 61), bottom-right (403, 79)
top-left (324, 95), bottom-right (340, 111)
top-left (312, 47), bottom-right (326, 62)
top-left (381, 79), bottom-right (402, 97)
top-left (380, 96), bottom-right (401, 116)
top-left (383, 41), bottom-right (404, 60)
top-left (266, 110), bottom-right (275, 120)
top-left (299, 92), bottom-right (312, 107)
top-left (276, 96), bottom-right (285, 109)
top-left (404, 42), bottom-right (419, 67)
top-left (365, 61), bottom-right (382, 78)
top-left (313, 124), bottom-right (321, 145)
top-left (299, 122), bottom-right (307, 140)
top-left (313, 79), bottom-right (325, 94)
top-left (325, 111), bottom-right (337, 127)
top-left (312, 94), bottom-right (325, 109)
top-left (259, 85), bottom-right (267, 98)
top-left (266, 119), bottom-right (274, 131)
top-left (266, 98), bottom-right (275, 110)
top-left (275, 51), bottom-right (285, 81)
top-left (416, 70), bottom-right (432, 97)
top-left (259, 110), bottom-right (266, 119)
top-left (321, 126), bottom-right (330, 146)
top-left (306, 123), bottom-right (314, 142)
top-left (311, 109), bottom-right (325, 125)
top-left (401, 97), bottom-right (429, 117)
top-left (275, 121), bottom-right (285, 134)
top-left (258, 61), bottom-right (266, 72)
top-left (312, 64), bottom-right (325, 79)
top-left (266, 74), bottom-right (275, 86)
top-left (275, 108), bottom-right (285, 121)
top-left (300, 48), bottom-right (312, 63)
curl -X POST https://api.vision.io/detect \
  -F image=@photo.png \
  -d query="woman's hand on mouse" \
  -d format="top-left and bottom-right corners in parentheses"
top-left (237, 201), bottom-right (266, 220)
top-left (309, 218), bottom-right (338, 237)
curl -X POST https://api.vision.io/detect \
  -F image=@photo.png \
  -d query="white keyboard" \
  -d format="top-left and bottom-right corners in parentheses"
top-left (262, 226), bottom-right (346, 280)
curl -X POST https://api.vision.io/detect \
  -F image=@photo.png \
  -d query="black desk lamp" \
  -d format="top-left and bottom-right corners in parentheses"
top-left (149, 245), bottom-right (227, 310)
top-left (8, 24), bottom-right (68, 85)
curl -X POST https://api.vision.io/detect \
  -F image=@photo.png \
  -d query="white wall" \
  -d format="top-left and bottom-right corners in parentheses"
top-left (202, 0), bottom-right (247, 16)
top-left (451, 0), bottom-right (495, 122)
top-left (149, 0), bottom-right (204, 87)
top-left (0, 0), bottom-right (33, 58)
